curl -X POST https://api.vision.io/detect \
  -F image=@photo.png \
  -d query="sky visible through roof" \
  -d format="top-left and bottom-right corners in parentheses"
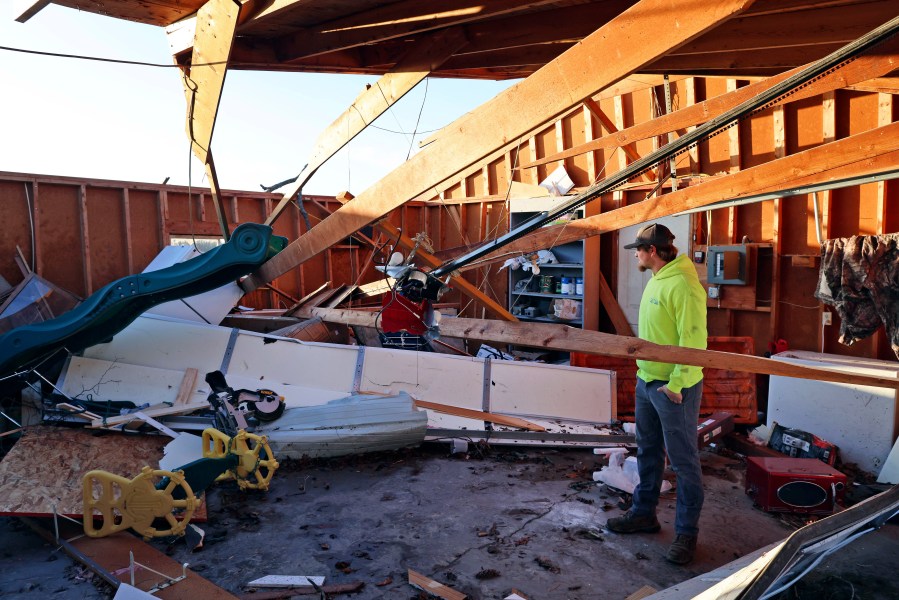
top-left (0, 4), bottom-right (516, 196)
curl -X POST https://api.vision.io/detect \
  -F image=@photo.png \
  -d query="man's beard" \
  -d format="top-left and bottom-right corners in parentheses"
top-left (638, 264), bottom-right (648, 273)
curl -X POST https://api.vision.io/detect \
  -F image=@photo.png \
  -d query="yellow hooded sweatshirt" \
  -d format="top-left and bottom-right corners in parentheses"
top-left (636, 253), bottom-right (708, 393)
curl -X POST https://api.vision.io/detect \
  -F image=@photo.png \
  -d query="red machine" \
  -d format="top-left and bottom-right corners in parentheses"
top-left (745, 457), bottom-right (846, 515)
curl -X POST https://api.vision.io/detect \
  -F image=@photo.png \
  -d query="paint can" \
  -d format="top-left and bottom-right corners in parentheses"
top-left (540, 275), bottom-right (554, 293)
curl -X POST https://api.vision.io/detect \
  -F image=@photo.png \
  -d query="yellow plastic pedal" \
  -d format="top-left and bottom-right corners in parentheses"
top-left (83, 466), bottom-right (197, 540)
top-left (201, 428), bottom-right (279, 491)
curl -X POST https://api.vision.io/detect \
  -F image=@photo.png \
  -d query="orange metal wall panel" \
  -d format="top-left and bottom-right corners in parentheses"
top-left (127, 189), bottom-right (163, 272)
top-left (37, 183), bottom-right (86, 297)
top-left (0, 181), bottom-right (35, 283)
top-left (84, 186), bottom-right (129, 293)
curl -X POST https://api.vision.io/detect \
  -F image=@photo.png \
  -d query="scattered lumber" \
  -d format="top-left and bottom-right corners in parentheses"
top-left (312, 308), bottom-right (899, 390)
top-left (408, 569), bottom-right (467, 600)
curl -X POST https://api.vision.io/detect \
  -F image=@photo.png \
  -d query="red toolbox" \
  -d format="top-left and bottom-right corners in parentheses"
top-left (745, 457), bottom-right (846, 515)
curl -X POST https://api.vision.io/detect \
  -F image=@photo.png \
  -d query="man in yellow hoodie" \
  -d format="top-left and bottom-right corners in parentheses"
top-left (605, 223), bottom-right (708, 565)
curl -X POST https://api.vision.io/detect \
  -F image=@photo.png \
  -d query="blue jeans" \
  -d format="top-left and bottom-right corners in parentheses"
top-left (631, 377), bottom-right (704, 536)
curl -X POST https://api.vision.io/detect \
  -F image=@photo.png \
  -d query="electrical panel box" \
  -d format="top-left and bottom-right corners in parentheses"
top-left (707, 245), bottom-right (748, 285)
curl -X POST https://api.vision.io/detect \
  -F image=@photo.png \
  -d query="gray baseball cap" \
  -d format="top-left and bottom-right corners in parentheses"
top-left (623, 223), bottom-right (675, 249)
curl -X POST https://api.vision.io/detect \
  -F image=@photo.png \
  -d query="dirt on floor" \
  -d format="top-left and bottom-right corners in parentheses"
top-left (1, 441), bottom-right (817, 600)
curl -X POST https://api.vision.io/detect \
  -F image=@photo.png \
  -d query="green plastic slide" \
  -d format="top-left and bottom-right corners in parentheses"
top-left (0, 223), bottom-right (287, 379)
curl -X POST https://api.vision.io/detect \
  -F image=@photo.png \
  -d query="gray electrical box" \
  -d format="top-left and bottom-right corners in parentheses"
top-left (707, 245), bottom-right (747, 285)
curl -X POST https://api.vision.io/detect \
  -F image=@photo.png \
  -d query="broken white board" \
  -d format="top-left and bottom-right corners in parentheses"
top-left (84, 314), bottom-right (615, 438)
top-left (877, 435), bottom-right (899, 484)
top-left (57, 356), bottom-right (203, 407)
top-left (113, 584), bottom-right (157, 599)
top-left (143, 245), bottom-right (244, 325)
top-left (159, 433), bottom-right (204, 471)
top-left (489, 360), bottom-right (613, 423)
top-left (358, 348), bottom-right (486, 429)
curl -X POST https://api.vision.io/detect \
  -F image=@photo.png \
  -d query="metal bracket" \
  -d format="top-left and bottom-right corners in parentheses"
top-left (352, 346), bottom-right (365, 392)
top-left (219, 328), bottom-right (240, 374)
top-left (481, 357), bottom-right (493, 430)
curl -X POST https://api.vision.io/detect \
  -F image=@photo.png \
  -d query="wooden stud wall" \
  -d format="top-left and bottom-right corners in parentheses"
top-left (420, 77), bottom-right (899, 361)
top-left (2, 75), bottom-right (897, 358)
top-left (0, 172), bottom-right (506, 318)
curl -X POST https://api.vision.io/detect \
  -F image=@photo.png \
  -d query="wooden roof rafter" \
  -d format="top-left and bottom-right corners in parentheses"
top-left (240, 0), bottom-right (757, 291)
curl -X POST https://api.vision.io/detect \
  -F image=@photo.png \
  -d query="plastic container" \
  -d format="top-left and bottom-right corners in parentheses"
top-left (575, 277), bottom-right (584, 295)
top-left (561, 276), bottom-right (572, 295)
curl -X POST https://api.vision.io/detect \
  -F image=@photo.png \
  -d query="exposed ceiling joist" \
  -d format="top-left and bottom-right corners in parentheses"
top-left (240, 0), bottom-right (755, 291)
top-left (523, 37), bottom-right (899, 170)
top-left (270, 0), bottom-right (567, 62)
top-left (469, 120), bottom-right (899, 267)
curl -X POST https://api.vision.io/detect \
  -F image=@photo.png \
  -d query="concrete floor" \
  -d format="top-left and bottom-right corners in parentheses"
top-left (0, 443), bottom-right (806, 599)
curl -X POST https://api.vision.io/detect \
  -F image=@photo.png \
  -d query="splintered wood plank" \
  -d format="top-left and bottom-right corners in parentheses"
top-left (244, 0), bottom-right (754, 291)
top-left (175, 368), bottom-right (200, 406)
top-left (412, 400), bottom-right (546, 432)
top-left (69, 532), bottom-right (238, 599)
top-left (184, 0), bottom-right (241, 165)
top-left (0, 426), bottom-right (166, 517)
top-left (625, 586), bottom-right (659, 600)
top-left (408, 569), bottom-right (467, 600)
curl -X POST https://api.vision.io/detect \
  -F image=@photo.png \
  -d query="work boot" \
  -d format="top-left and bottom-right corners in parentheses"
top-left (605, 511), bottom-right (661, 534)
top-left (666, 534), bottom-right (698, 565)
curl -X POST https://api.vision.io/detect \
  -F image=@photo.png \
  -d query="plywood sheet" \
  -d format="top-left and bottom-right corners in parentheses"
top-left (0, 426), bottom-right (166, 517)
top-left (227, 335), bottom-right (358, 391)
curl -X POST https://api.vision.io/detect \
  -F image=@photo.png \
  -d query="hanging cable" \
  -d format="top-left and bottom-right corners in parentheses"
top-left (407, 78), bottom-right (429, 161)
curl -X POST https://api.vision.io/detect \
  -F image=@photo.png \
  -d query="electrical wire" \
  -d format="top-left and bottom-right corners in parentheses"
top-left (407, 78), bottom-right (429, 161)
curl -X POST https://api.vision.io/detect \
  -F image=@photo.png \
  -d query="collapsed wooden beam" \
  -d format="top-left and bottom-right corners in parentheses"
top-left (181, 0), bottom-right (242, 240)
top-left (264, 27), bottom-right (470, 226)
top-left (373, 220), bottom-right (517, 322)
top-left (468, 120), bottom-right (899, 267)
top-left (311, 308), bottom-right (899, 390)
top-left (523, 37), bottom-right (899, 170)
top-left (243, 0), bottom-right (756, 291)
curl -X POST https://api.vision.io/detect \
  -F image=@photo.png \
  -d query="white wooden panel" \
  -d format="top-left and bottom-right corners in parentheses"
top-left (227, 335), bottom-right (358, 392)
top-left (58, 356), bottom-right (203, 406)
top-left (358, 348), bottom-right (486, 429)
top-left (489, 361), bottom-right (613, 423)
top-left (769, 350), bottom-right (899, 473)
top-left (143, 246), bottom-right (243, 325)
top-left (84, 315), bottom-right (232, 374)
